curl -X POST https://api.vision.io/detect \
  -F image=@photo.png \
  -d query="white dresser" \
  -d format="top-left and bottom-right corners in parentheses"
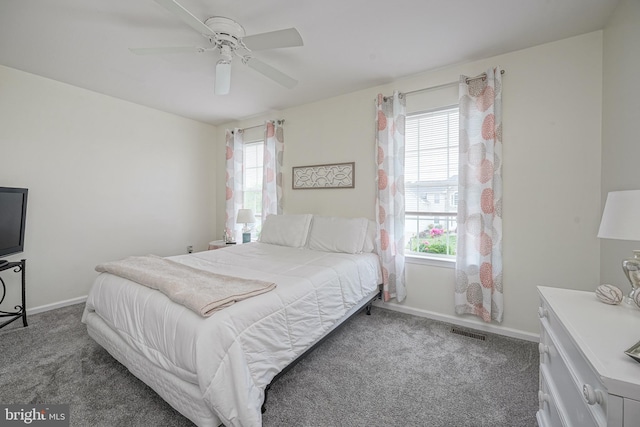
top-left (537, 286), bottom-right (640, 426)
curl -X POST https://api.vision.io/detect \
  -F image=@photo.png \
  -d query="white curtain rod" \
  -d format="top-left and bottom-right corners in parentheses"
top-left (402, 81), bottom-right (457, 97)
top-left (234, 119), bottom-right (285, 133)
top-left (237, 124), bottom-right (262, 132)
top-left (402, 69), bottom-right (506, 97)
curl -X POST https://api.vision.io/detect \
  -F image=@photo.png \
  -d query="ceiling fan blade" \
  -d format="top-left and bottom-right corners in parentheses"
top-left (245, 57), bottom-right (298, 89)
top-left (153, 0), bottom-right (214, 35)
top-left (242, 28), bottom-right (303, 51)
top-left (129, 46), bottom-right (204, 55)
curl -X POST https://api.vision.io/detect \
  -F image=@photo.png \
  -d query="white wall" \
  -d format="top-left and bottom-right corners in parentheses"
top-left (601, 0), bottom-right (640, 288)
top-left (0, 65), bottom-right (217, 311)
top-left (215, 88), bottom-right (379, 223)
top-left (217, 31), bottom-right (604, 337)
top-left (401, 32), bottom-right (603, 338)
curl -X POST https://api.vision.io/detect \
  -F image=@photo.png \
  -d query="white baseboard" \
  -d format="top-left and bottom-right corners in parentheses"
top-left (373, 301), bottom-right (539, 342)
top-left (25, 296), bottom-right (539, 342)
top-left (28, 295), bottom-right (87, 316)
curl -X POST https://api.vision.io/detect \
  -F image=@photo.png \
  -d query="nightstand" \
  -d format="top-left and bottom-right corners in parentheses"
top-left (208, 240), bottom-right (235, 250)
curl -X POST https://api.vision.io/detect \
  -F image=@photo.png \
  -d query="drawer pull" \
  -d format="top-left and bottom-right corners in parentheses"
top-left (538, 390), bottom-right (549, 409)
top-left (583, 384), bottom-right (605, 405)
top-left (538, 343), bottom-right (549, 355)
top-left (538, 307), bottom-right (548, 318)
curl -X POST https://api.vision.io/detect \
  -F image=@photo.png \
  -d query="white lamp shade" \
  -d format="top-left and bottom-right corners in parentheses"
top-left (597, 190), bottom-right (640, 241)
top-left (236, 209), bottom-right (256, 224)
top-left (215, 60), bottom-right (231, 95)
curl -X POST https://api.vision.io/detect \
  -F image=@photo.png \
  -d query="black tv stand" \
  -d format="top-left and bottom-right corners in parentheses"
top-left (0, 259), bottom-right (27, 330)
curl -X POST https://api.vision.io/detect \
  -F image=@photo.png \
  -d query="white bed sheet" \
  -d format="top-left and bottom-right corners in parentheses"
top-left (82, 242), bottom-right (381, 427)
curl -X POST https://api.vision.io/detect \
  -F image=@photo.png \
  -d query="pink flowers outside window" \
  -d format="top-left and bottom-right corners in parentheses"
top-left (430, 228), bottom-right (443, 237)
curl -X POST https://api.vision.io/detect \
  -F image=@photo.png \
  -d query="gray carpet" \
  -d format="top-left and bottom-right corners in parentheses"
top-left (0, 303), bottom-right (539, 426)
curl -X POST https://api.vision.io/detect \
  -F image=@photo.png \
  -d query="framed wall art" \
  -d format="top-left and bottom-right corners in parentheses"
top-left (292, 162), bottom-right (355, 189)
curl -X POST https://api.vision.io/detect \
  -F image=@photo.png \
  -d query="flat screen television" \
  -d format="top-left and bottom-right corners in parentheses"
top-left (0, 187), bottom-right (28, 258)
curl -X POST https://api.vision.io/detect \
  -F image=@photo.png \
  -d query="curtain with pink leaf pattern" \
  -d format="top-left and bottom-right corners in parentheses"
top-left (225, 128), bottom-right (244, 237)
top-left (261, 120), bottom-right (284, 220)
top-left (455, 67), bottom-right (503, 323)
top-left (375, 91), bottom-right (407, 302)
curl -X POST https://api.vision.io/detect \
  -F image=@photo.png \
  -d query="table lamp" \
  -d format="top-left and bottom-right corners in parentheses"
top-left (236, 209), bottom-right (256, 243)
top-left (597, 190), bottom-right (640, 305)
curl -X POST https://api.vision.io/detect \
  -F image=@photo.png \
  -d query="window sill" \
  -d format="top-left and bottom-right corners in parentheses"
top-left (405, 254), bottom-right (455, 269)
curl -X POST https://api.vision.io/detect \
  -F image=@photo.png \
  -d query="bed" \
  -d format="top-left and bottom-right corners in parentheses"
top-left (82, 214), bottom-right (381, 427)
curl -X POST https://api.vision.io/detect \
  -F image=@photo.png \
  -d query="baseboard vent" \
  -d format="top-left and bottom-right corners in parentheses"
top-left (450, 327), bottom-right (486, 341)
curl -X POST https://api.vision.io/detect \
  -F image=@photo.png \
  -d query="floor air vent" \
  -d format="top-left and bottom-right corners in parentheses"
top-left (450, 327), bottom-right (486, 341)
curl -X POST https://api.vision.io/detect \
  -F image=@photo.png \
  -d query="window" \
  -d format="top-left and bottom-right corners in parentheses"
top-left (450, 191), bottom-right (458, 207)
top-left (405, 106), bottom-right (459, 257)
top-left (243, 140), bottom-right (264, 235)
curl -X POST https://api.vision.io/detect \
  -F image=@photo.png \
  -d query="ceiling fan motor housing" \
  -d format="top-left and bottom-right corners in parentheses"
top-left (204, 17), bottom-right (245, 48)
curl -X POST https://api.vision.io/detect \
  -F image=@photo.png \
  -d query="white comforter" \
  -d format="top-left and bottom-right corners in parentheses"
top-left (82, 242), bottom-right (381, 426)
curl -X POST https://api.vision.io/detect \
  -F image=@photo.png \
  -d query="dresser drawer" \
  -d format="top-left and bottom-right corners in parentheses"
top-left (539, 300), bottom-right (608, 426)
top-left (537, 368), bottom-right (565, 427)
top-left (540, 322), bottom-right (600, 426)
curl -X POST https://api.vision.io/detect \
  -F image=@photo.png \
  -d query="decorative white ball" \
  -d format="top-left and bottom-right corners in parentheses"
top-left (595, 284), bottom-right (623, 305)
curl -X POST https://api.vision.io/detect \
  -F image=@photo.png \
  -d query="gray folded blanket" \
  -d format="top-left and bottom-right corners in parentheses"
top-left (95, 255), bottom-right (276, 317)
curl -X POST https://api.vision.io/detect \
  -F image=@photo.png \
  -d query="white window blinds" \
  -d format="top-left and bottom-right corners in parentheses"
top-left (405, 106), bottom-right (459, 257)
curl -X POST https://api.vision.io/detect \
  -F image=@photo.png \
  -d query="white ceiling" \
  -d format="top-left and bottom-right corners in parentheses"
top-left (0, 0), bottom-right (619, 126)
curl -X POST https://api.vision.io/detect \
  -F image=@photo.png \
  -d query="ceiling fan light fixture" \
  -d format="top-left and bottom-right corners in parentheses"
top-left (215, 45), bottom-right (233, 95)
top-left (215, 57), bottom-right (232, 95)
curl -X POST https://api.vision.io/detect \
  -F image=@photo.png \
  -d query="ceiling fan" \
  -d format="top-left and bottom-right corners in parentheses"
top-left (130, 0), bottom-right (304, 95)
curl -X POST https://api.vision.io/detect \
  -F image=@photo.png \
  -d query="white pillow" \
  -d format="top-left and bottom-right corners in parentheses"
top-left (307, 216), bottom-right (368, 254)
top-left (362, 220), bottom-right (377, 253)
top-left (258, 214), bottom-right (312, 248)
